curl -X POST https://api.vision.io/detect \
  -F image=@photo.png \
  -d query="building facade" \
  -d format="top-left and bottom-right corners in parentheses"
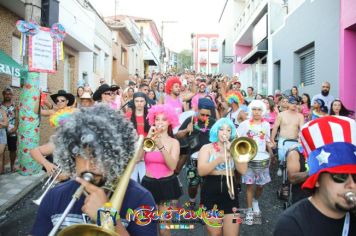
top-left (220, 0), bottom-right (352, 101)
top-left (192, 34), bottom-right (219, 74)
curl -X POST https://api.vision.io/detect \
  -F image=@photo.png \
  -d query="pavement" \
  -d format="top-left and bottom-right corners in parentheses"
top-left (0, 163), bottom-right (45, 215)
top-left (0, 162), bottom-right (285, 235)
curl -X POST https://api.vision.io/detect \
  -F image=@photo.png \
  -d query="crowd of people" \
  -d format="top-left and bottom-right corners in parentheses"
top-left (0, 71), bottom-right (354, 235)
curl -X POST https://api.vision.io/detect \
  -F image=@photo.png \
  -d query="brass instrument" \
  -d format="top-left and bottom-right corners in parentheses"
top-left (344, 192), bottom-right (356, 206)
top-left (33, 167), bottom-right (62, 205)
top-left (54, 135), bottom-right (144, 236)
top-left (143, 126), bottom-right (162, 152)
top-left (223, 136), bottom-right (257, 200)
top-left (143, 137), bottom-right (155, 152)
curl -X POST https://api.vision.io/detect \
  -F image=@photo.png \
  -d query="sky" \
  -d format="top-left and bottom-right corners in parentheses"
top-left (89, 0), bottom-right (224, 52)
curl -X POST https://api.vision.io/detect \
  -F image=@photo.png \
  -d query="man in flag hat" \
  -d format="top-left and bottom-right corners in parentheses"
top-left (274, 116), bottom-right (356, 236)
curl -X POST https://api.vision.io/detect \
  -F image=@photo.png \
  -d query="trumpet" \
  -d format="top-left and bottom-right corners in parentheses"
top-left (33, 167), bottom-right (62, 205)
top-left (53, 135), bottom-right (144, 236)
top-left (223, 136), bottom-right (257, 200)
top-left (143, 126), bottom-right (162, 152)
top-left (344, 192), bottom-right (356, 206)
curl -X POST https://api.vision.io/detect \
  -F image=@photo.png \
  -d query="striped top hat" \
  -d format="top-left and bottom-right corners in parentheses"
top-left (300, 116), bottom-right (356, 189)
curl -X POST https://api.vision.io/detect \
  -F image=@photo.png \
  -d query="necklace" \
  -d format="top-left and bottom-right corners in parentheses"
top-left (213, 142), bottom-right (221, 152)
top-left (194, 116), bottom-right (209, 133)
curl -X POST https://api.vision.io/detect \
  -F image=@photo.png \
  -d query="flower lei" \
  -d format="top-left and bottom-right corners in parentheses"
top-left (213, 142), bottom-right (220, 152)
top-left (193, 116), bottom-right (209, 133)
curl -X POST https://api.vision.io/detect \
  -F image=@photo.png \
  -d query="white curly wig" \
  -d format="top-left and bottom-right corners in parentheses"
top-left (248, 99), bottom-right (267, 117)
top-left (52, 104), bottom-right (138, 185)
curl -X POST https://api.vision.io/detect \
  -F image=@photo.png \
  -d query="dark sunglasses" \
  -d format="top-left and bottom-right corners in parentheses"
top-left (200, 113), bottom-right (210, 117)
top-left (330, 173), bottom-right (356, 183)
top-left (56, 99), bottom-right (67, 103)
top-left (103, 92), bottom-right (113, 96)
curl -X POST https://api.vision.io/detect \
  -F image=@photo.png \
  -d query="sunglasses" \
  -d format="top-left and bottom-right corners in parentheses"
top-left (330, 173), bottom-right (356, 183)
top-left (103, 92), bottom-right (113, 96)
top-left (200, 113), bottom-right (210, 117)
top-left (56, 99), bottom-right (67, 103)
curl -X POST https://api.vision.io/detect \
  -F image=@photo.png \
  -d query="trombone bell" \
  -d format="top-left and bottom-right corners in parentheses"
top-left (230, 137), bottom-right (258, 163)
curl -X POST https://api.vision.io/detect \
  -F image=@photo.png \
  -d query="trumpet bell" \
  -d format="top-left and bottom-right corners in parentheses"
top-left (57, 224), bottom-right (118, 236)
top-left (230, 137), bottom-right (258, 163)
top-left (143, 138), bottom-right (155, 152)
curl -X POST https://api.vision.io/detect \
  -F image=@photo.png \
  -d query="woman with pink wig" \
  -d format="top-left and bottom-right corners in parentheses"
top-left (141, 104), bottom-right (182, 236)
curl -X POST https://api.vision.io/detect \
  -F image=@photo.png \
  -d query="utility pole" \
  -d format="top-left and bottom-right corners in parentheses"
top-left (18, 0), bottom-right (42, 175)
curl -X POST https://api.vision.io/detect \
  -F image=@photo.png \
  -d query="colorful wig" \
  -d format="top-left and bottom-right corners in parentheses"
top-left (165, 76), bottom-right (181, 95)
top-left (49, 107), bottom-right (75, 128)
top-left (226, 91), bottom-right (244, 105)
top-left (147, 104), bottom-right (180, 128)
top-left (209, 117), bottom-right (237, 143)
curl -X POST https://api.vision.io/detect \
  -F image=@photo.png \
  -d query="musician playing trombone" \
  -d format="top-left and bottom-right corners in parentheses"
top-left (198, 118), bottom-right (248, 236)
top-left (31, 105), bottom-right (157, 236)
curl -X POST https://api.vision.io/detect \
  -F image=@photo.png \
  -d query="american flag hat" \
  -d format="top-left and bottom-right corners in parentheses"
top-left (300, 116), bottom-right (356, 189)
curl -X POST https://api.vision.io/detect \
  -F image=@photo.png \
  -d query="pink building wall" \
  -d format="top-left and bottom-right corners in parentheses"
top-left (234, 45), bottom-right (251, 74)
top-left (339, 0), bottom-right (356, 111)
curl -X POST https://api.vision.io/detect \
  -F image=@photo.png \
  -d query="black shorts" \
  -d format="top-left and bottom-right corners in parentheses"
top-left (6, 135), bottom-right (17, 152)
top-left (142, 174), bottom-right (182, 204)
top-left (200, 175), bottom-right (240, 214)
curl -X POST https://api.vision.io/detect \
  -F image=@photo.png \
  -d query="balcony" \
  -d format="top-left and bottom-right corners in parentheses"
top-left (233, 0), bottom-right (267, 45)
top-left (107, 18), bottom-right (139, 45)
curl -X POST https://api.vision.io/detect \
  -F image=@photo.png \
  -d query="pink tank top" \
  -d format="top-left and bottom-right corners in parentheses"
top-left (165, 95), bottom-right (182, 115)
top-left (144, 151), bottom-right (172, 179)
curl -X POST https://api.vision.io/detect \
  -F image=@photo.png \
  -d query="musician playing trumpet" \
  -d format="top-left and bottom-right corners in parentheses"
top-left (141, 104), bottom-right (182, 236)
top-left (198, 118), bottom-right (248, 236)
top-left (31, 105), bottom-right (157, 236)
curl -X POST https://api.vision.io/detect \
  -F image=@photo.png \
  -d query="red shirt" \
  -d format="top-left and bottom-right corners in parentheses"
top-left (126, 112), bottom-right (147, 137)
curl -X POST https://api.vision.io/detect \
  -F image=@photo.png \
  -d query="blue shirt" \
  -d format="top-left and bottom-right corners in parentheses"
top-left (31, 180), bottom-right (157, 236)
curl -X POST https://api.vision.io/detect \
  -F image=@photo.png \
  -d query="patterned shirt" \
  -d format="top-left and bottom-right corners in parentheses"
top-left (1, 102), bottom-right (17, 135)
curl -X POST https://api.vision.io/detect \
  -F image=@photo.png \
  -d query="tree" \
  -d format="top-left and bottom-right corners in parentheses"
top-left (177, 50), bottom-right (192, 73)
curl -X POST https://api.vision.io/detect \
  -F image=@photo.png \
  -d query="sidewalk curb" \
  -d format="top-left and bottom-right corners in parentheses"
top-left (0, 173), bottom-right (46, 215)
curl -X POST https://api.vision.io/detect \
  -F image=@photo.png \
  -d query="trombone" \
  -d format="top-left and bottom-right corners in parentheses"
top-left (51, 135), bottom-right (144, 236)
top-left (33, 167), bottom-right (62, 205)
top-left (223, 136), bottom-right (257, 200)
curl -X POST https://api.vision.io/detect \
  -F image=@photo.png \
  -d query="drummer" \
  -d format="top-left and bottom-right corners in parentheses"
top-left (237, 100), bottom-right (273, 225)
top-left (176, 98), bottom-right (216, 209)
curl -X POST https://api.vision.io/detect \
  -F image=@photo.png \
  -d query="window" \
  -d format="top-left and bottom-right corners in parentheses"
top-left (93, 52), bottom-right (98, 73)
top-left (121, 47), bottom-right (127, 67)
top-left (199, 38), bottom-right (207, 51)
top-left (222, 40), bottom-right (226, 58)
top-left (299, 48), bottom-right (315, 86)
top-left (274, 60), bottom-right (281, 90)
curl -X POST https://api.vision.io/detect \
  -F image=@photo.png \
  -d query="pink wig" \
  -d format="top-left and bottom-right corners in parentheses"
top-left (165, 76), bottom-right (181, 95)
top-left (147, 104), bottom-right (180, 128)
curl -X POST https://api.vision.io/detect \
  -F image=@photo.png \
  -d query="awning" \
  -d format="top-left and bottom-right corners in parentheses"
top-left (144, 59), bottom-right (158, 66)
top-left (0, 50), bottom-right (24, 78)
top-left (241, 39), bottom-right (268, 64)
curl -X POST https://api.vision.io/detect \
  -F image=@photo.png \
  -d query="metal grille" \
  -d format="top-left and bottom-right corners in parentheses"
top-left (300, 50), bottom-right (315, 86)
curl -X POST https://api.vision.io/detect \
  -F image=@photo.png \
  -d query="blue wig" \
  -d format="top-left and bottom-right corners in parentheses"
top-left (209, 118), bottom-right (237, 143)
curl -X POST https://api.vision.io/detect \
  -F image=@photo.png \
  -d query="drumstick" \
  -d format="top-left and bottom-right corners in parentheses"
top-left (189, 115), bottom-right (194, 135)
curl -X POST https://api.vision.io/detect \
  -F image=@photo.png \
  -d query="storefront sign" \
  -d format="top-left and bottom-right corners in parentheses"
top-left (29, 27), bottom-right (56, 73)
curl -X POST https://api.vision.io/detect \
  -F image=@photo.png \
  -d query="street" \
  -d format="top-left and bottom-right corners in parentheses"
top-left (0, 164), bottom-right (284, 236)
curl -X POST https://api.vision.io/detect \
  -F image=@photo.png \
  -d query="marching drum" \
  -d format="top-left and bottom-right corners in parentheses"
top-left (248, 152), bottom-right (270, 171)
top-left (186, 152), bottom-right (201, 186)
